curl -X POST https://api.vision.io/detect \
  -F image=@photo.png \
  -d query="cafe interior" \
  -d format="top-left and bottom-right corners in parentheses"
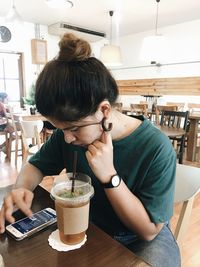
top-left (0, 0), bottom-right (200, 266)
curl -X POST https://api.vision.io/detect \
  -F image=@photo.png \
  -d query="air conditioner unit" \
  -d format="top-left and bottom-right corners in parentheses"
top-left (48, 22), bottom-right (106, 42)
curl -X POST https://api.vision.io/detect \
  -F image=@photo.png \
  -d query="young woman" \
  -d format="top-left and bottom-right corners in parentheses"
top-left (0, 92), bottom-right (8, 128)
top-left (0, 34), bottom-right (180, 266)
top-left (0, 92), bottom-right (15, 154)
top-left (0, 92), bottom-right (9, 153)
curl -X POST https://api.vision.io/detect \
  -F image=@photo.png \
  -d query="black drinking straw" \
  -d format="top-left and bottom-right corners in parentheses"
top-left (71, 151), bottom-right (78, 194)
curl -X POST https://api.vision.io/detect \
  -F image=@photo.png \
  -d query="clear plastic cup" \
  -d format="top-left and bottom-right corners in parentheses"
top-left (51, 173), bottom-right (94, 245)
top-left (0, 255), bottom-right (4, 267)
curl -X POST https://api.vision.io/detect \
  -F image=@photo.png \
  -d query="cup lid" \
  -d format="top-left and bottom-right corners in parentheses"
top-left (50, 180), bottom-right (94, 204)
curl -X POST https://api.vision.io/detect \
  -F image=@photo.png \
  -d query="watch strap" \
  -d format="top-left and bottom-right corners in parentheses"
top-left (102, 174), bottom-right (121, 188)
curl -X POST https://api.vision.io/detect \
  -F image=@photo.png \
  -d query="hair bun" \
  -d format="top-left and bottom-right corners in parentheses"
top-left (58, 33), bottom-right (91, 62)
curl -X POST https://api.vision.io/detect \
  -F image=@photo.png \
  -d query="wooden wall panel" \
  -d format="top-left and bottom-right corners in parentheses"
top-left (117, 77), bottom-right (200, 95)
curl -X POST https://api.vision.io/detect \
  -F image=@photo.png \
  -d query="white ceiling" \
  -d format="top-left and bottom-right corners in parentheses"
top-left (0, 0), bottom-right (200, 38)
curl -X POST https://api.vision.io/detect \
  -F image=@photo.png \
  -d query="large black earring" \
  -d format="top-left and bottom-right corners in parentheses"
top-left (101, 118), bottom-right (113, 132)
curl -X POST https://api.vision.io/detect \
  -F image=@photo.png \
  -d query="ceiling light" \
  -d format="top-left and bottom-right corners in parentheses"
top-left (100, 10), bottom-right (122, 67)
top-left (5, 0), bottom-right (23, 24)
top-left (140, 0), bottom-right (168, 64)
top-left (45, 0), bottom-right (73, 9)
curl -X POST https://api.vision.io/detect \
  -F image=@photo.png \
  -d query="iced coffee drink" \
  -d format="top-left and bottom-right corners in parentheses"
top-left (51, 173), bottom-right (94, 245)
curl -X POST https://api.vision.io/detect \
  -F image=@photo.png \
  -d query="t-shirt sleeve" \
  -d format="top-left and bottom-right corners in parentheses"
top-left (29, 129), bottom-right (66, 176)
top-left (136, 134), bottom-right (177, 224)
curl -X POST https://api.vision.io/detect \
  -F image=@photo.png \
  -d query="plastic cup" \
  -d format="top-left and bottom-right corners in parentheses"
top-left (0, 255), bottom-right (4, 267)
top-left (50, 173), bottom-right (94, 245)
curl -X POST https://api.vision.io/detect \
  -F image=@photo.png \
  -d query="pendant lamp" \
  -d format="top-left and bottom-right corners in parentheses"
top-left (140, 0), bottom-right (168, 64)
top-left (100, 11), bottom-right (122, 67)
top-left (5, 0), bottom-right (23, 24)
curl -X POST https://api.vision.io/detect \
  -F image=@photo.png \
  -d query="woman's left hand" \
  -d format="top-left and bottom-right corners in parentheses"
top-left (86, 131), bottom-right (116, 183)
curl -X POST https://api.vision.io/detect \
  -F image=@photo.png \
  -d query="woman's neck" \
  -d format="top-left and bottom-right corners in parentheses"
top-left (109, 110), bottom-right (142, 141)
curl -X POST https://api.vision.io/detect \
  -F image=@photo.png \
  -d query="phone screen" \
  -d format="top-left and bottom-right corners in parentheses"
top-left (11, 209), bottom-right (57, 234)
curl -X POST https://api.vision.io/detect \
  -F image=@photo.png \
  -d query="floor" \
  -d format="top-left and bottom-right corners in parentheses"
top-left (0, 150), bottom-right (200, 267)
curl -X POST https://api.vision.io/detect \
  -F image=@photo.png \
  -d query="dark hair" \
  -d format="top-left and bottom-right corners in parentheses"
top-left (0, 92), bottom-right (8, 102)
top-left (35, 33), bottom-right (118, 122)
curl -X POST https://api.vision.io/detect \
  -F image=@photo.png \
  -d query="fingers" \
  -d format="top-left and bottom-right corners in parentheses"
top-left (87, 131), bottom-right (113, 156)
top-left (0, 188), bottom-right (33, 234)
top-left (0, 206), bottom-right (6, 233)
top-left (86, 145), bottom-right (98, 166)
top-left (100, 130), bottom-right (113, 146)
top-left (4, 195), bottom-right (15, 224)
top-left (18, 190), bottom-right (34, 217)
top-left (87, 143), bottom-right (98, 154)
top-left (85, 150), bottom-right (92, 163)
top-left (10, 189), bottom-right (33, 218)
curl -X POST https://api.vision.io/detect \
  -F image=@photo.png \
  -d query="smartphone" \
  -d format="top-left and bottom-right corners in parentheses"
top-left (6, 207), bottom-right (57, 241)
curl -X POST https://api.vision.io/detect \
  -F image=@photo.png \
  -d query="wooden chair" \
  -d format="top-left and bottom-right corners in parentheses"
top-left (113, 102), bottom-right (123, 113)
top-left (5, 106), bottom-right (22, 166)
top-left (160, 110), bottom-right (189, 164)
top-left (173, 163), bottom-right (200, 245)
top-left (166, 102), bottom-right (185, 111)
top-left (0, 126), bottom-right (9, 158)
top-left (155, 105), bottom-right (178, 125)
top-left (20, 120), bottom-right (44, 164)
top-left (42, 121), bottom-right (56, 142)
top-left (130, 103), bottom-right (148, 117)
top-left (187, 103), bottom-right (200, 161)
top-left (139, 101), bottom-right (148, 104)
top-left (188, 103), bottom-right (200, 112)
top-left (0, 118), bottom-right (9, 156)
top-left (196, 139), bottom-right (200, 162)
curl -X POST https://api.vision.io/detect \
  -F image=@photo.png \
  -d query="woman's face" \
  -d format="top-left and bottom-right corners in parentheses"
top-left (48, 114), bottom-right (104, 147)
top-left (0, 96), bottom-right (8, 104)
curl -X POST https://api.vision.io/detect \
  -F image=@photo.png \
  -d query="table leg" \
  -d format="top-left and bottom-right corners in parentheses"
top-left (187, 119), bottom-right (198, 161)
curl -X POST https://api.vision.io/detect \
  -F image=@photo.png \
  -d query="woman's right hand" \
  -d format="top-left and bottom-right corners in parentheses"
top-left (0, 188), bottom-right (34, 233)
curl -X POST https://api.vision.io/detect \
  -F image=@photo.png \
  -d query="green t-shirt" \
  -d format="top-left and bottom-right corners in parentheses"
top-left (29, 118), bottom-right (176, 236)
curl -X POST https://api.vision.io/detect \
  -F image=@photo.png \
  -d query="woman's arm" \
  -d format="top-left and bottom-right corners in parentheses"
top-left (14, 162), bottom-right (44, 190)
top-left (86, 131), bottom-right (165, 241)
top-left (0, 162), bottom-right (44, 233)
top-left (105, 181), bottom-right (164, 241)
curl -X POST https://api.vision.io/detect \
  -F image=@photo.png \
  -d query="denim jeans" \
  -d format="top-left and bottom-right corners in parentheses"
top-left (114, 224), bottom-right (181, 267)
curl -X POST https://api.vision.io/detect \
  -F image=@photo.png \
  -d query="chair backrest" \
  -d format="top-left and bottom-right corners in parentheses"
top-left (155, 105), bottom-right (178, 125)
top-left (20, 120), bottom-right (43, 150)
top-left (166, 102), bottom-right (185, 111)
top-left (113, 102), bottom-right (123, 112)
top-left (156, 105), bottom-right (178, 112)
top-left (5, 105), bottom-right (20, 134)
top-left (187, 103), bottom-right (200, 113)
top-left (20, 120), bottom-right (43, 138)
top-left (160, 111), bottom-right (189, 164)
top-left (160, 110), bottom-right (189, 130)
top-left (174, 163), bottom-right (200, 245)
top-left (130, 103), bottom-right (148, 116)
top-left (140, 101), bottom-right (148, 104)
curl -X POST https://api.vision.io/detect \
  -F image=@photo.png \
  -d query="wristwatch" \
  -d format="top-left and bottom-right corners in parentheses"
top-left (102, 174), bottom-right (121, 189)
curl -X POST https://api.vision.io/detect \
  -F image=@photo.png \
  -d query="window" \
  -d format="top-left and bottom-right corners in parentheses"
top-left (0, 52), bottom-right (24, 107)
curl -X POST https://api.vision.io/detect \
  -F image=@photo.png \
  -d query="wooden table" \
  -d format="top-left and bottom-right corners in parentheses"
top-left (13, 112), bottom-right (47, 121)
top-left (156, 125), bottom-right (185, 138)
top-left (156, 113), bottom-right (200, 162)
top-left (122, 110), bottom-right (200, 162)
top-left (187, 113), bottom-right (200, 161)
top-left (122, 107), bottom-right (131, 114)
top-left (0, 186), bottom-right (149, 267)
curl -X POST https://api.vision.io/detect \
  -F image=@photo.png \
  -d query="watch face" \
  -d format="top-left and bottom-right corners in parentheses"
top-left (111, 175), bottom-right (120, 187)
top-left (0, 26), bottom-right (12, 43)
